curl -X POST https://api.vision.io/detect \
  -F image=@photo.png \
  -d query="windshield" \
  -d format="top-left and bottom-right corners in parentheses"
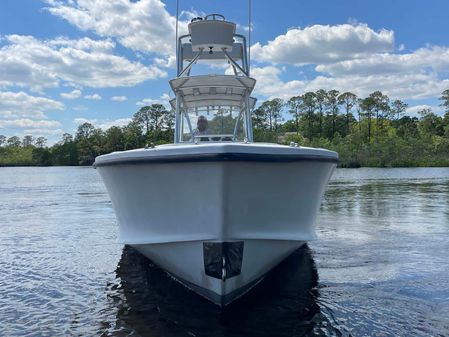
top-left (181, 105), bottom-right (245, 142)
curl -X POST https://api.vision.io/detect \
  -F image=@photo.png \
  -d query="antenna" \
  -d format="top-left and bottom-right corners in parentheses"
top-left (248, 0), bottom-right (252, 76)
top-left (175, 0), bottom-right (179, 60)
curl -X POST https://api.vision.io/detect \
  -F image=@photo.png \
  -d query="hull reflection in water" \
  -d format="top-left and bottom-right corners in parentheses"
top-left (105, 244), bottom-right (340, 337)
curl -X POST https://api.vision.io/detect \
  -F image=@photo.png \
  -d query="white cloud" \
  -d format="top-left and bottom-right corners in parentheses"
top-left (0, 35), bottom-right (166, 91)
top-left (23, 128), bottom-right (64, 136)
top-left (136, 93), bottom-right (171, 106)
top-left (251, 23), bottom-right (394, 65)
top-left (98, 118), bottom-right (132, 130)
top-left (72, 105), bottom-right (88, 111)
top-left (251, 66), bottom-right (303, 99)
top-left (45, 0), bottom-right (189, 64)
top-left (73, 117), bottom-right (131, 130)
top-left (0, 119), bottom-right (61, 129)
top-left (406, 105), bottom-right (444, 117)
top-left (0, 91), bottom-right (64, 119)
top-left (316, 46), bottom-right (449, 76)
top-left (251, 66), bottom-right (449, 101)
top-left (111, 95), bottom-right (127, 101)
top-left (48, 36), bottom-right (116, 51)
top-left (0, 117), bottom-right (63, 141)
top-left (84, 93), bottom-right (102, 100)
top-left (61, 89), bottom-right (82, 99)
top-left (74, 117), bottom-right (96, 125)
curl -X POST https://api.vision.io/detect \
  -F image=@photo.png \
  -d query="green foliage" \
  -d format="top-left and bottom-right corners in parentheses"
top-left (439, 89), bottom-right (449, 114)
top-left (1, 94), bottom-right (449, 168)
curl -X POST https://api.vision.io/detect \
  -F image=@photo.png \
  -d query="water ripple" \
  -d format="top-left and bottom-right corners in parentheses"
top-left (0, 167), bottom-right (448, 336)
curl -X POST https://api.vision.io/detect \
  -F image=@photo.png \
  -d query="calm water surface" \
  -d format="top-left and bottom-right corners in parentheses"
top-left (1, 167), bottom-right (449, 336)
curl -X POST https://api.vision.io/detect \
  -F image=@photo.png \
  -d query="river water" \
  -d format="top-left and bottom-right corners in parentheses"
top-left (1, 167), bottom-right (448, 336)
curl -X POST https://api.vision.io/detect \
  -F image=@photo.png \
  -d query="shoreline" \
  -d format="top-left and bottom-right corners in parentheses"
top-left (1, 164), bottom-right (449, 168)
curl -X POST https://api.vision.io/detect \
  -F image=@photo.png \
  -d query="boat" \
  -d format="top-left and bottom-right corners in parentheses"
top-left (94, 13), bottom-right (338, 306)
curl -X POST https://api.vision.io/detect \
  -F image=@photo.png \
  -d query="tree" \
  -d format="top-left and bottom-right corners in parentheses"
top-left (75, 123), bottom-right (97, 165)
top-left (22, 135), bottom-right (34, 147)
top-left (390, 99), bottom-right (408, 120)
top-left (301, 92), bottom-right (316, 141)
top-left (35, 137), bottom-right (47, 148)
top-left (356, 98), bottom-right (363, 132)
top-left (52, 133), bottom-right (77, 165)
top-left (252, 106), bottom-right (267, 130)
top-left (326, 90), bottom-right (340, 138)
top-left (259, 99), bottom-right (284, 131)
top-left (133, 104), bottom-right (167, 140)
top-left (439, 89), bottom-right (449, 113)
top-left (159, 108), bottom-right (175, 143)
top-left (0, 135), bottom-right (6, 147)
top-left (163, 109), bottom-right (175, 132)
top-left (395, 116), bottom-right (418, 138)
top-left (149, 104), bottom-right (167, 132)
top-left (418, 108), bottom-right (444, 136)
top-left (315, 89), bottom-right (327, 137)
top-left (32, 147), bottom-right (51, 166)
top-left (61, 133), bottom-right (73, 144)
top-left (75, 122), bottom-right (96, 140)
top-left (338, 92), bottom-right (357, 136)
top-left (360, 96), bottom-right (376, 142)
top-left (104, 126), bottom-right (125, 152)
top-left (133, 106), bottom-right (151, 135)
top-left (287, 96), bottom-right (302, 135)
top-left (369, 91), bottom-right (389, 140)
top-left (123, 121), bottom-right (144, 150)
top-left (7, 136), bottom-right (21, 147)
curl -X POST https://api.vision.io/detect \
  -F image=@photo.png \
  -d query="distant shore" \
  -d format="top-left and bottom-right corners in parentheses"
top-left (2, 89), bottom-right (449, 168)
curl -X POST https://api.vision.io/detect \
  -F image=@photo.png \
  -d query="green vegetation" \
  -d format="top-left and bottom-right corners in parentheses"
top-left (1, 91), bottom-right (449, 167)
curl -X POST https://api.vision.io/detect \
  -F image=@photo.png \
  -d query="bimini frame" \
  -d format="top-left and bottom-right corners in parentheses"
top-left (171, 14), bottom-right (256, 144)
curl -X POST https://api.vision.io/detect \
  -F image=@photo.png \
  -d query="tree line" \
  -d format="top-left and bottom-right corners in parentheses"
top-left (1, 90), bottom-right (449, 167)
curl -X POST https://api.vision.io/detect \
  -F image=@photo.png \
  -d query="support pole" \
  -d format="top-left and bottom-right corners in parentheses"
top-left (246, 91), bottom-right (253, 142)
top-left (175, 91), bottom-right (181, 143)
top-left (248, 0), bottom-right (251, 76)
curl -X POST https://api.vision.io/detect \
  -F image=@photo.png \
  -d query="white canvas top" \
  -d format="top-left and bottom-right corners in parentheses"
top-left (169, 96), bottom-right (256, 110)
top-left (170, 75), bottom-right (256, 110)
top-left (170, 75), bottom-right (256, 92)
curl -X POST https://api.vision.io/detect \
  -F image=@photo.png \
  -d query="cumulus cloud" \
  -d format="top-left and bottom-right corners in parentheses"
top-left (73, 116), bottom-right (131, 129)
top-left (73, 117), bottom-right (94, 125)
top-left (61, 89), bottom-right (82, 99)
top-left (45, 0), bottom-right (188, 65)
top-left (136, 93), bottom-right (171, 106)
top-left (98, 118), bottom-right (132, 129)
top-left (84, 93), bottom-right (102, 100)
top-left (316, 46), bottom-right (449, 76)
top-left (72, 105), bottom-right (88, 111)
top-left (0, 91), bottom-right (64, 119)
top-left (111, 95), bottom-right (128, 101)
top-left (23, 128), bottom-right (64, 136)
top-left (406, 104), bottom-right (444, 117)
top-left (251, 66), bottom-right (449, 101)
top-left (0, 35), bottom-right (166, 91)
top-left (251, 23), bottom-right (394, 65)
top-left (0, 119), bottom-right (61, 129)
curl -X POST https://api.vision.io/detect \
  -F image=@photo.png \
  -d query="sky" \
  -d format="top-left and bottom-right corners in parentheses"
top-left (1, 0), bottom-right (449, 143)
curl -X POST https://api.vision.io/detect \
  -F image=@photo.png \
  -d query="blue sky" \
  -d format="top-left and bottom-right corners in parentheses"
top-left (1, 0), bottom-right (448, 143)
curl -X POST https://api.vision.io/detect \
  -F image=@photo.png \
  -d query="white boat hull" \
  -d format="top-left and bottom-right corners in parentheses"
top-left (133, 239), bottom-right (304, 305)
top-left (95, 143), bottom-right (337, 305)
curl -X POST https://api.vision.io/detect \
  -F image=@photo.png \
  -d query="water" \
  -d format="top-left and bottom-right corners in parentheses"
top-left (1, 167), bottom-right (448, 336)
